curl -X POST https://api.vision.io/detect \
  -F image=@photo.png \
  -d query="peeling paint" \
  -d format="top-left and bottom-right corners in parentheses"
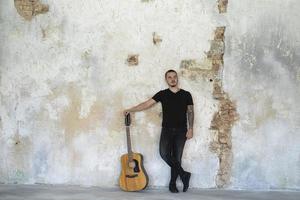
top-left (14, 0), bottom-right (49, 21)
top-left (178, 26), bottom-right (239, 188)
top-left (152, 32), bottom-right (162, 45)
top-left (218, 0), bottom-right (228, 13)
top-left (209, 95), bottom-right (238, 187)
top-left (208, 27), bottom-right (239, 188)
top-left (127, 54), bottom-right (139, 66)
top-left (179, 58), bottom-right (217, 83)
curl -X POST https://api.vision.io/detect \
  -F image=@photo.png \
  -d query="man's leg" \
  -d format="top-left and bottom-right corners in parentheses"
top-left (172, 130), bottom-right (186, 182)
top-left (159, 129), bottom-right (186, 172)
top-left (173, 129), bottom-right (191, 192)
top-left (159, 128), bottom-right (180, 193)
top-left (170, 167), bottom-right (178, 184)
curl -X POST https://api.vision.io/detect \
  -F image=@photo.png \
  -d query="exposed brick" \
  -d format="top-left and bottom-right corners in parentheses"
top-left (127, 54), bottom-right (139, 66)
top-left (208, 26), bottom-right (239, 188)
top-left (214, 27), bottom-right (226, 41)
top-left (14, 0), bottom-right (49, 21)
top-left (218, 0), bottom-right (228, 13)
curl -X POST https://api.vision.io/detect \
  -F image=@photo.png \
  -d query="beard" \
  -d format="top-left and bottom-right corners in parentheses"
top-left (169, 82), bottom-right (177, 87)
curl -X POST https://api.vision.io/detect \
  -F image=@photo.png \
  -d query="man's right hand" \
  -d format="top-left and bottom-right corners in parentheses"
top-left (123, 99), bottom-right (156, 116)
top-left (123, 110), bottom-right (130, 116)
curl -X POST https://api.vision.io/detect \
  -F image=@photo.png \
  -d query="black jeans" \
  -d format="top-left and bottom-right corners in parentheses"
top-left (159, 127), bottom-right (187, 184)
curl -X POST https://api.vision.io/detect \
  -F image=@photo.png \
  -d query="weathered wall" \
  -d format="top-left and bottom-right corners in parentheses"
top-left (0, 0), bottom-right (299, 190)
top-left (224, 0), bottom-right (300, 189)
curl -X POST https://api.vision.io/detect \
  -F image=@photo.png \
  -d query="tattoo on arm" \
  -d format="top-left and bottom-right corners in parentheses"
top-left (187, 105), bottom-right (194, 129)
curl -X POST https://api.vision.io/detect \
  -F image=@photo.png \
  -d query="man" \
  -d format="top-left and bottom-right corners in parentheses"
top-left (123, 69), bottom-right (194, 193)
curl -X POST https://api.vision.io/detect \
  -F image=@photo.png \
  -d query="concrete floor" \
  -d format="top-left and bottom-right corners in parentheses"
top-left (0, 184), bottom-right (299, 200)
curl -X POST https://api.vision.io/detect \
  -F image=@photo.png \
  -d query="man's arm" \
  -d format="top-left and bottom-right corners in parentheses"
top-left (187, 105), bottom-right (194, 129)
top-left (186, 105), bottom-right (194, 139)
top-left (124, 99), bottom-right (157, 115)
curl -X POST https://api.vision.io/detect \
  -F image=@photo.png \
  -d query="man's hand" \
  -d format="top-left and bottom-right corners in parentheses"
top-left (123, 109), bottom-right (130, 116)
top-left (123, 99), bottom-right (156, 116)
top-left (186, 128), bottom-right (193, 139)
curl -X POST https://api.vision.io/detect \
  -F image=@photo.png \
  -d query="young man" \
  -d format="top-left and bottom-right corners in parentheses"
top-left (123, 69), bottom-right (194, 193)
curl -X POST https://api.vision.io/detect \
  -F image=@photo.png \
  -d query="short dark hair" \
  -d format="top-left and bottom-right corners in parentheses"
top-left (165, 69), bottom-right (177, 78)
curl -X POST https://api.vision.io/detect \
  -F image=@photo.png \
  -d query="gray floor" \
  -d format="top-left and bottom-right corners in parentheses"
top-left (0, 184), bottom-right (299, 200)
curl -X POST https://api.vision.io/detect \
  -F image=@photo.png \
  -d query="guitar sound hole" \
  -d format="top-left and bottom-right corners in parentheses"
top-left (133, 159), bottom-right (140, 173)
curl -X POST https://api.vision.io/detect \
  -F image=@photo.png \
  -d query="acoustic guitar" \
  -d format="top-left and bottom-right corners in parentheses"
top-left (119, 113), bottom-right (148, 191)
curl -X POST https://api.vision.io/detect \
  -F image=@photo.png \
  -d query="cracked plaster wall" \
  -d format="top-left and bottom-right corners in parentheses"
top-left (0, 0), bottom-right (299, 190)
top-left (224, 0), bottom-right (300, 189)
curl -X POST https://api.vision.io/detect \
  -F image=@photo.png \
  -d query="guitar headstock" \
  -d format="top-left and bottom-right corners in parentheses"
top-left (125, 113), bottom-right (131, 126)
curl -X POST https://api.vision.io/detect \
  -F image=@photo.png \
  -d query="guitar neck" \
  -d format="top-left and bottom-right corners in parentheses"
top-left (126, 126), bottom-right (133, 160)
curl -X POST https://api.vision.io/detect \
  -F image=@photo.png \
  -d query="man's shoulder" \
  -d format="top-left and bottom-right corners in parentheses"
top-left (153, 89), bottom-right (167, 97)
top-left (157, 89), bottom-right (169, 93)
top-left (180, 89), bottom-right (191, 94)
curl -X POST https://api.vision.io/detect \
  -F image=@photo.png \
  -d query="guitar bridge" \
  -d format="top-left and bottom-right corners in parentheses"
top-left (126, 174), bottom-right (138, 178)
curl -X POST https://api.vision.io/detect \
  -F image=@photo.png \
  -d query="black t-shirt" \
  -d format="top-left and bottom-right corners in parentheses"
top-left (152, 88), bottom-right (193, 128)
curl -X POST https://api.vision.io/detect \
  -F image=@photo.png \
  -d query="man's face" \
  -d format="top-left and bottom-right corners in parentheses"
top-left (165, 72), bottom-right (178, 87)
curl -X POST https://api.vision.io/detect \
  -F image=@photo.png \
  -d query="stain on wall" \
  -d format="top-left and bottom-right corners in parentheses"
top-left (14, 0), bottom-right (49, 20)
top-left (152, 32), bottom-right (162, 45)
top-left (59, 85), bottom-right (104, 141)
top-left (224, 0), bottom-right (300, 189)
top-left (4, 123), bottom-right (33, 183)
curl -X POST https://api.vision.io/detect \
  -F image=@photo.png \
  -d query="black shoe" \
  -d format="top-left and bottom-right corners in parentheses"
top-left (182, 172), bottom-right (191, 192)
top-left (169, 183), bottom-right (179, 193)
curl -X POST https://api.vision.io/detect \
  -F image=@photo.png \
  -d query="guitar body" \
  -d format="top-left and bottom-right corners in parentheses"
top-left (119, 152), bottom-right (148, 191)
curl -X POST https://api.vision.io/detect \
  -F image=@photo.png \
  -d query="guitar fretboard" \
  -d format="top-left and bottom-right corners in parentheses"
top-left (126, 126), bottom-right (133, 162)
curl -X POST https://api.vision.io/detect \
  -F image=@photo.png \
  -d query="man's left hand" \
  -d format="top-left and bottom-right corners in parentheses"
top-left (186, 129), bottom-right (193, 139)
